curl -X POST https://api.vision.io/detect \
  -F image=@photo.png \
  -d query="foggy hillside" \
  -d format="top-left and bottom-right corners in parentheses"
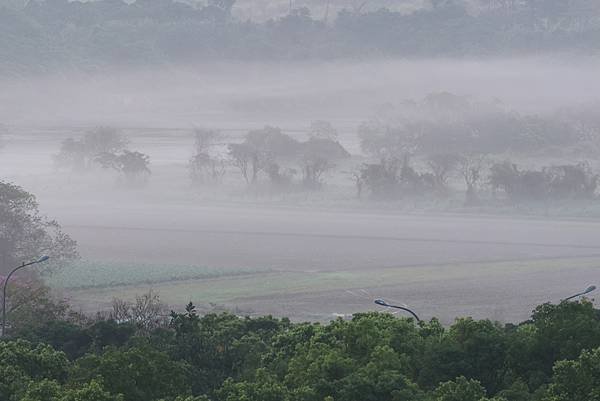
top-left (2, 0), bottom-right (600, 74)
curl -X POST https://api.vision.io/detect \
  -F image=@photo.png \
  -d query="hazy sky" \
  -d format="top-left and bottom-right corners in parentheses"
top-left (2, 57), bottom-right (600, 129)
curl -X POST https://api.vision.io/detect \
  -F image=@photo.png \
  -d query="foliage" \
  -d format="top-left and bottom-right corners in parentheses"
top-left (427, 153), bottom-right (460, 192)
top-left (21, 379), bottom-right (124, 401)
top-left (229, 126), bottom-right (349, 189)
top-left (546, 347), bottom-right (600, 401)
top-left (95, 150), bottom-right (151, 186)
top-left (432, 376), bottom-right (487, 401)
top-left (228, 126), bottom-right (299, 184)
top-left (5, 280), bottom-right (71, 338)
top-left (2, 299), bottom-right (600, 401)
top-left (4, 1), bottom-right (600, 72)
top-left (300, 137), bottom-right (349, 189)
top-left (360, 157), bottom-right (435, 200)
top-left (0, 340), bottom-right (69, 401)
top-left (490, 161), bottom-right (599, 203)
top-left (0, 181), bottom-right (78, 274)
top-left (55, 127), bottom-right (127, 171)
top-left (54, 127), bottom-right (150, 186)
top-left (72, 345), bottom-right (191, 401)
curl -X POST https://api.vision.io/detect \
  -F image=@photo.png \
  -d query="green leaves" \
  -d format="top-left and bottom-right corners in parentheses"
top-left (546, 347), bottom-right (600, 401)
top-left (71, 345), bottom-right (192, 401)
top-left (21, 379), bottom-right (124, 401)
top-left (4, 300), bottom-right (600, 401)
top-left (0, 340), bottom-right (69, 400)
top-left (0, 180), bottom-right (78, 275)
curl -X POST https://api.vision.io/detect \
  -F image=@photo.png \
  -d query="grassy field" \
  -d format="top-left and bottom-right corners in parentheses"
top-left (45, 260), bottom-right (272, 289)
top-left (60, 256), bottom-right (600, 323)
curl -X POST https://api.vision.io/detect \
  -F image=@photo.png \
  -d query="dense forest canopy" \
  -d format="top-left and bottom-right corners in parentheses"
top-left (2, 0), bottom-right (600, 73)
top-left (3, 292), bottom-right (600, 401)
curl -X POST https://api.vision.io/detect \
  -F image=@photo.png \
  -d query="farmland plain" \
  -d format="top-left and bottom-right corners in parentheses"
top-left (2, 57), bottom-right (600, 323)
top-left (2, 129), bottom-right (600, 324)
top-left (47, 202), bottom-right (600, 324)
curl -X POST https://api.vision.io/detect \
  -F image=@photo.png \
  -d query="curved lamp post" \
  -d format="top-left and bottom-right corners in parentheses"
top-left (2, 256), bottom-right (50, 337)
top-left (374, 298), bottom-right (421, 322)
top-left (562, 285), bottom-right (596, 302)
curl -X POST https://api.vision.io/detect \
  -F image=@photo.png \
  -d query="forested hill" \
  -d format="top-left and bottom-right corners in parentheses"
top-left (2, 0), bottom-right (600, 73)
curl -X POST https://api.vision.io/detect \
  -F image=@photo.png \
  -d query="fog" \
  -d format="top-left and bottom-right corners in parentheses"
top-left (2, 53), bottom-right (599, 323)
top-left (3, 57), bottom-right (600, 128)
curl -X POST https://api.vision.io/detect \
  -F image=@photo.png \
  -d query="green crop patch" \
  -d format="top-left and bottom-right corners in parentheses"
top-left (45, 260), bottom-right (272, 289)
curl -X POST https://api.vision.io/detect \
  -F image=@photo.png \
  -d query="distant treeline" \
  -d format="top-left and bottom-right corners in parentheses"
top-left (47, 93), bottom-right (600, 208)
top-left (2, 0), bottom-right (600, 72)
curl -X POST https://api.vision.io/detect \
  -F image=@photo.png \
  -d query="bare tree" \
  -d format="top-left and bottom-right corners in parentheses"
top-left (345, 168), bottom-right (364, 199)
top-left (427, 153), bottom-right (460, 192)
top-left (459, 153), bottom-right (487, 205)
top-left (110, 290), bottom-right (168, 334)
top-left (228, 142), bottom-right (260, 184)
top-left (132, 290), bottom-right (168, 333)
top-left (190, 128), bottom-right (226, 185)
top-left (111, 297), bottom-right (132, 323)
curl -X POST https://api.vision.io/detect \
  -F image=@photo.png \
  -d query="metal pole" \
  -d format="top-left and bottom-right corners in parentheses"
top-left (374, 299), bottom-right (421, 322)
top-left (1, 257), bottom-right (49, 337)
top-left (563, 285), bottom-right (596, 302)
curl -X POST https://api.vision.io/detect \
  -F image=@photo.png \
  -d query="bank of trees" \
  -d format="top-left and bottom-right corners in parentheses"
top-left (357, 155), bottom-right (600, 205)
top-left (2, 292), bottom-right (600, 401)
top-left (2, 0), bottom-right (600, 72)
top-left (225, 125), bottom-right (349, 190)
top-left (0, 180), bottom-right (77, 275)
top-left (46, 118), bottom-right (600, 208)
top-left (55, 127), bottom-right (151, 186)
top-left (353, 94), bottom-right (600, 205)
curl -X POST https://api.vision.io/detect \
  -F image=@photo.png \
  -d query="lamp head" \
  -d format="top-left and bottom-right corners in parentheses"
top-left (374, 299), bottom-right (388, 307)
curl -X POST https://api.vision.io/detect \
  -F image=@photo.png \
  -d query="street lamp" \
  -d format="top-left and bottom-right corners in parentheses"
top-left (2, 256), bottom-right (50, 337)
top-left (562, 285), bottom-right (596, 302)
top-left (374, 298), bottom-right (421, 322)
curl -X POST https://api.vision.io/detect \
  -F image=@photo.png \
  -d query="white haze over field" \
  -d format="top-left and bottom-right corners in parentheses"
top-left (2, 57), bottom-right (600, 130)
top-left (2, 55), bottom-right (600, 322)
top-left (229, 0), bottom-right (429, 21)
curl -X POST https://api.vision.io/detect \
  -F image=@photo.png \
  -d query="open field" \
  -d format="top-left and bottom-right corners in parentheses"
top-left (62, 256), bottom-right (600, 324)
top-left (40, 202), bottom-right (600, 324)
top-left (2, 129), bottom-right (600, 324)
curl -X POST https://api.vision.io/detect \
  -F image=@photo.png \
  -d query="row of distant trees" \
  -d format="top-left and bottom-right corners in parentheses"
top-left (53, 122), bottom-right (350, 191)
top-left (357, 150), bottom-right (599, 204)
top-left (3, 0), bottom-right (600, 72)
top-left (355, 92), bottom-right (600, 204)
top-left (191, 122), bottom-right (349, 190)
top-left (51, 119), bottom-right (600, 205)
